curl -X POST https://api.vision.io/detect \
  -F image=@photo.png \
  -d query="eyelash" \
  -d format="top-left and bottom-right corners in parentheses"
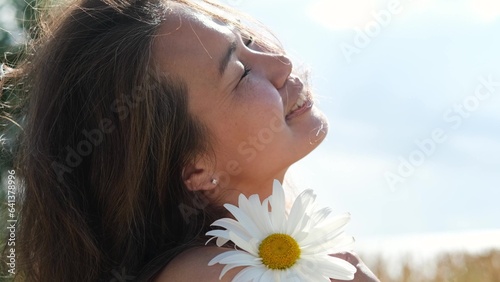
top-left (240, 66), bottom-right (251, 80)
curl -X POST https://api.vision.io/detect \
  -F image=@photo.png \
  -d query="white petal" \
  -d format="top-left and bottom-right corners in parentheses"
top-left (224, 203), bottom-right (263, 240)
top-left (216, 237), bottom-right (230, 247)
top-left (276, 270), bottom-right (288, 282)
top-left (281, 269), bottom-right (297, 282)
top-left (270, 180), bottom-right (287, 232)
top-left (221, 265), bottom-right (258, 281)
top-left (248, 194), bottom-right (261, 204)
top-left (287, 211), bottom-right (310, 238)
top-left (237, 194), bottom-right (268, 235)
top-left (286, 205), bottom-right (307, 236)
top-left (294, 262), bottom-right (330, 282)
top-left (220, 264), bottom-right (242, 279)
top-left (232, 265), bottom-right (267, 282)
top-left (211, 218), bottom-right (250, 235)
top-left (287, 190), bottom-right (316, 235)
top-left (261, 198), bottom-right (275, 231)
top-left (316, 256), bottom-right (357, 280)
top-left (303, 234), bottom-right (355, 255)
top-left (294, 260), bottom-right (331, 281)
top-left (213, 251), bottom-right (259, 266)
top-left (309, 207), bottom-right (331, 226)
top-left (205, 230), bottom-right (230, 247)
top-left (300, 214), bottom-right (351, 247)
top-left (208, 250), bottom-right (240, 265)
top-left (258, 268), bottom-right (274, 282)
top-left (295, 255), bottom-right (356, 280)
top-left (247, 194), bottom-right (274, 235)
top-left (217, 259), bottom-right (259, 268)
top-left (239, 194), bottom-right (259, 218)
top-left (229, 231), bottom-right (259, 256)
top-left (238, 193), bottom-right (251, 208)
top-left (293, 230), bottom-right (310, 243)
top-left (316, 213), bottom-right (351, 233)
top-left (210, 218), bottom-right (253, 242)
top-left (206, 229), bottom-right (229, 239)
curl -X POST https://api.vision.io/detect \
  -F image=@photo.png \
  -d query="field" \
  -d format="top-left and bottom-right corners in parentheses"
top-left (368, 249), bottom-right (500, 282)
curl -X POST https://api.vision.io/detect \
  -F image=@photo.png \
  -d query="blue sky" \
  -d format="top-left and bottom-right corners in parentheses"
top-left (227, 0), bottom-right (500, 240)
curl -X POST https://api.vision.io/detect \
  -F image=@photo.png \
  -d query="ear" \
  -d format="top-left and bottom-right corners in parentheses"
top-left (182, 159), bottom-right (218, 192)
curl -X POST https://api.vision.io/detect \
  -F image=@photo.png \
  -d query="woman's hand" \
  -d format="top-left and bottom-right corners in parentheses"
top-left (330, 252), bottom-right (381, 282)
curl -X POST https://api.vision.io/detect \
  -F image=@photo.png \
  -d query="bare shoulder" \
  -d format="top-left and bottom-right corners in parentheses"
top-left (155, 246), bottom-right (243, 282)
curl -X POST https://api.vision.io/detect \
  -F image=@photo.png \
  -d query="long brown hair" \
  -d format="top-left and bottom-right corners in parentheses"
top-left (0, 0), bottom-right (281, 280)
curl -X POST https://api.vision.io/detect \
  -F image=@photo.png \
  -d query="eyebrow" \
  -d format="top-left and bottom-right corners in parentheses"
top-left (219, 40), bottom-right (237, 76)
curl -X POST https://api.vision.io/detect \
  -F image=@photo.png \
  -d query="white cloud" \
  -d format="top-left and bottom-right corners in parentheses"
top-left (307, 0), bottom-right (379, 30)
top-left (307, 0), bottom-right (500, 30)
top-left (468, 0), bottom-right (500, 23)
top-left (449, 134), bottom-right (500, 165)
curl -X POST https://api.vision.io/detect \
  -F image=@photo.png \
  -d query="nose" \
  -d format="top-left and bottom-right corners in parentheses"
top-left (254, 53), bottom-right (293, 89)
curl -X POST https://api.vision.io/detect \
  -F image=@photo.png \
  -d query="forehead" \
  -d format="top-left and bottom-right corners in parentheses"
top-left (152, 6), bottom-right (234, 89)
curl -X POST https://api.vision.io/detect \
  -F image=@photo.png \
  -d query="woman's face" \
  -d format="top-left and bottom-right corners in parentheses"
top-left (153, 6), bottom-right (328, 203)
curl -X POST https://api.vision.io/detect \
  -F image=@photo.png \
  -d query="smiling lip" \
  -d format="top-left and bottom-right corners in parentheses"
top-left (285, 91), bottom-right (314, 120)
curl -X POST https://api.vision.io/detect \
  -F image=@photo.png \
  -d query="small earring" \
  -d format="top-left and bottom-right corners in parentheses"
top-left (211, 178), bottom-right (219, 186)
top-left (0, 64), bottom-right (6, 80)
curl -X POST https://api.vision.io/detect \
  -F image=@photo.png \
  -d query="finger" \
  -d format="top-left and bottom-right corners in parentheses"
top-left (329, 251), bottom-right (361, 266)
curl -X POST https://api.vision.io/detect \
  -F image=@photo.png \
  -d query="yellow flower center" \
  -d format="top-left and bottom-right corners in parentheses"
top-left (258, 233), bottom-right (301, 270)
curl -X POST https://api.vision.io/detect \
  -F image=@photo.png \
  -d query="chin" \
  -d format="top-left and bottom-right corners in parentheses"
top-left (309, 106), bottom-right (329, 145)
top-left (300, 105), bottom-right (329, 146)
top-left (291, 106), bottom-right (329, 162)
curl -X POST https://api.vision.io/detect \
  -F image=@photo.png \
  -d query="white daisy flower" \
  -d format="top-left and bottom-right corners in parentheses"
top-left (206, 180), bottom-right (357, 282)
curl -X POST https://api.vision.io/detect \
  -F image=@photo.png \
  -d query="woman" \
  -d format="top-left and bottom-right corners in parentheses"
top-left (1, 0), bottom-right (380, 281)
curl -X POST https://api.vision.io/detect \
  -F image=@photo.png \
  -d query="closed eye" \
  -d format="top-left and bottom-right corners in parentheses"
top-left (240, 65), bottom-right (251, 80)
top-left (238, 35), bottom-right (253, 83)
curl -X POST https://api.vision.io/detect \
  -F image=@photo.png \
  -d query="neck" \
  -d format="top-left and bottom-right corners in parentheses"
top-left (214, 168), bottom-right (288, 206)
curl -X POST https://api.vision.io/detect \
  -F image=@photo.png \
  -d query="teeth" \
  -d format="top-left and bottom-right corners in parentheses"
top-left (289, 92), bottom-right (308, 113)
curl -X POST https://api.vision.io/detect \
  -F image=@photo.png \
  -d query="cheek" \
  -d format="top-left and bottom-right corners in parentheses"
top-left (239, 82), bottom-right (284, 114)
top-left (208, 81), bottom-right (290, 160)
top-left (236, 87), bottom-right (285, 135)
